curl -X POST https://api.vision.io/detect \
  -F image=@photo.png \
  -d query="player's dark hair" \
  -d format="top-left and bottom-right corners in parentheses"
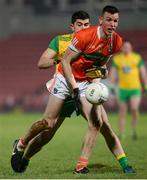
top-left (102, 5), bottom-right (119, 15)
top-left (71, 11), bottom-right (90, 24)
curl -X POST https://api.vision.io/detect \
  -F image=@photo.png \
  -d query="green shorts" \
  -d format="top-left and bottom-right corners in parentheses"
top-left (60, 97), bottom-right (76, 117)
top-left (118, 88), bottom-right (141, 102)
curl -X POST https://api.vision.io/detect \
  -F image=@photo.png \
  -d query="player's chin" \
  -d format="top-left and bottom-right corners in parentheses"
top-left (107, 31), bottom-right (113, 36)
top-left (106, 29), bottom-right (114, 36)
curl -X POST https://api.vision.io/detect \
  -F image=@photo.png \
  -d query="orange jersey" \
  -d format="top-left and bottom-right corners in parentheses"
top-left (58, 26), bottom-right (122, 81)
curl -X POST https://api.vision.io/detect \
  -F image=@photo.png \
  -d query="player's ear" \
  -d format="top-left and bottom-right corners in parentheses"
top-left (70, 24), bottom-right (74, 31)
top-left (98, 16), bottom-right (102, 25)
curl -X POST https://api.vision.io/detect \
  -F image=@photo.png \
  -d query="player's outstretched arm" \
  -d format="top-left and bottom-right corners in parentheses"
top-left (38, 48), bottom-right (58, 69)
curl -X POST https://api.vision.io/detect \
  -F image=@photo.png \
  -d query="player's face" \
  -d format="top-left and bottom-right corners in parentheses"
top-left (99, 12), bottom-right (119, 36)
top-left (121, 42), bottom-right (132, 54)
top-left (70, 19), bottom-right (90, 32)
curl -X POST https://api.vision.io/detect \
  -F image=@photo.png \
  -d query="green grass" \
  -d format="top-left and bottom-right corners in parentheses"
top-left (0, 112), bottom-right (147, 179)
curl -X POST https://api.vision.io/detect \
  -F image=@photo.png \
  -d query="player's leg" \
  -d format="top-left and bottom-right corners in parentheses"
top-left (22, 97), bottom-right (75, 159)
top-left (100, 105), bottom-right (135, 173)
top-left (11, 73), bottom-right (75, 173)
top-left (10, 118), bottom-right (51, 173)
top-left (11, 94), bottom-right (64, 173)
top-left (74, 97), bottom-right (102, 174)
top-left (16, 96), bottom-right (75, 153)
top-left (118, 89), bottom-right (128, 139)
top-left (23, 117), bottom-right (65, 159)
top-left (15, 94), bottom-right (63, 151)
top-left (129, 91), bottom-right (141, 140)
top-left (100, 105), bottom-right (125, 156)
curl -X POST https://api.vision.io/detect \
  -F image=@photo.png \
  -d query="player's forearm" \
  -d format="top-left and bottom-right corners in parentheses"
top-left (62, 58), bottom-right (78, 89)
top-left (38, 57), bottom-right (54, 69)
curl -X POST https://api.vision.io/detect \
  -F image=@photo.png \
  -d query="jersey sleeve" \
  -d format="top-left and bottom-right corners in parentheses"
top-left (138, 55), bottom-right (145, 67)
top-left (113, 34), bottom-right (122, 54)
top-left (48, 36), bottom-right (59, 52)
top-left (69, 30), bottom-right (87, 52)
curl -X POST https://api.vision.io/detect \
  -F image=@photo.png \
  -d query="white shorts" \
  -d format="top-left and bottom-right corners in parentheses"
top-left (46, 72), bottom-right (90, 99)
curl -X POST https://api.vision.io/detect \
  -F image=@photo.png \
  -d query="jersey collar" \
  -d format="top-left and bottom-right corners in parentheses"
top-left (97, 26), bottom-right (101, 39)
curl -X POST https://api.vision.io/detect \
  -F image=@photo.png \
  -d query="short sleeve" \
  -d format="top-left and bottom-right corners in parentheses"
top-left (48, 36), bottom-right (59, 52)
top-left (69, 30), bottom-right (86, 52)
top-left (138, 56), bottom-right (145, 68)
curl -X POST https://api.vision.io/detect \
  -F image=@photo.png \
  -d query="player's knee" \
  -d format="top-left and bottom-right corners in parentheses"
top-left (32, 119), bottom-right (48, 128)
top-left (131, 107), bottom-right (138, 113)
top-left (43, 118), bottom-right (57, 128)
top-left (35, 119), bottom-right (49, 130)
top-left (41, 119), bottom-right (49, 127)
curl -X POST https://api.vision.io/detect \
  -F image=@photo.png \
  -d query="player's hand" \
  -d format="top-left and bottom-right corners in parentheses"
top-left (85, 66), bottom-right (108, 79)
top-left (53, 58), bottom-right (60, 65)
top-left (73, 88), bottom-right (80, 116)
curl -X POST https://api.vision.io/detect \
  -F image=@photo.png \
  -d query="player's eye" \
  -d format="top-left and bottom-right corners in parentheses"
top-left (84, 23), bottom-right (90, 27)
top-left (77, 23), bottom-right (83, 26)
top-left (106, 18), bottom-right (112, 22)
top-left (114, 19), bottom-right (118, 23)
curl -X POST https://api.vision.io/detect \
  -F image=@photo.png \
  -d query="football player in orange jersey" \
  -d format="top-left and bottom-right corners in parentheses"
top-left (11, 6), bottom-right (135, 174)
top-left (11, 10), bottom-right (91, 173)
top-left (61, 5), bottom-right (134, 174)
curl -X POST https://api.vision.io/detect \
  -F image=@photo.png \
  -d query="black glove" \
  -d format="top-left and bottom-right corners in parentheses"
top-left (53, 58), bottom-right (60, 65)
top-left (73, 88), bottom-right (80, 116)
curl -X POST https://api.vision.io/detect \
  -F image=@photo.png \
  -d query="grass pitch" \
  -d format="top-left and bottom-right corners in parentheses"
top-left (0, 112), bottom-right (147, 179)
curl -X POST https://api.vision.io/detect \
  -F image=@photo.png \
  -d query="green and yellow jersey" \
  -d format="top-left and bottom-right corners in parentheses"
top-left (47, 33), bottom-right (75, 117)
top-left (112, 52), bottom-right (145, 89)
top-left (48, 33), bottom-right (73, 67)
